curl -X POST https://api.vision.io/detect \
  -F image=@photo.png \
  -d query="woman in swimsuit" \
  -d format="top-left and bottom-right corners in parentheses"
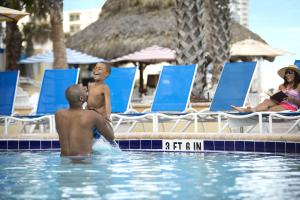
top-left (232, 64), bottom-right (300, 112)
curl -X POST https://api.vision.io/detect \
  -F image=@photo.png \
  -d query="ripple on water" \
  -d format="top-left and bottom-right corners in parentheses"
top-left (0, 152), bottom-right (300, 199)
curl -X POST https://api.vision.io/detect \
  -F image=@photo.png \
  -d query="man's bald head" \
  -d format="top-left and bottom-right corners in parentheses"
top-left (65, 84), bottom-right (87, 108)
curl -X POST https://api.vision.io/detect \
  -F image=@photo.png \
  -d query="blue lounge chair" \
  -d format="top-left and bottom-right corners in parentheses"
top-left (197, 62), bottom-right (258, 133)
top-left (0, 71), bottom-right (19, 117)
top-left (106, 67), bottom-right (137, 114)
top-left (113, 64), bottom-right (198, 132)
top-left (268, 112), bottom-right (300, 133)
top-left (5, 69), bottom-right (79, 134)
top-left (210, 62), bottom-right (257, 111)
top-left (0, 71), bottom-right (19, 134)
top-left (36, 69), bottom-right (79, 115)
top-left (295, 60), bottom-right (300, 68)
top-left (151, 64), bottom-right (197, 113)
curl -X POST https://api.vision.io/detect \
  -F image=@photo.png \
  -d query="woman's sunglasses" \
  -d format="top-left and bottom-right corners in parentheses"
top-left (285, 70), bottom-right (294, 75)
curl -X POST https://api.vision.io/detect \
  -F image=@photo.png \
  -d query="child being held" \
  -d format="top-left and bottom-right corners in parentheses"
top-left (87, 62), bottom-right (116, 146)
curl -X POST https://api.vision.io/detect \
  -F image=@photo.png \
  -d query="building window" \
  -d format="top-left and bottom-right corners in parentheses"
top-left (70, 13), bottom-right (80, 21)
top-left (70, 25), bottom-right (80, 33)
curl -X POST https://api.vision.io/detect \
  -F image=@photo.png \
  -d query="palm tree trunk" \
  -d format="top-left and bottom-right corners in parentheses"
top-left (2, 0), bottom-right (22, 71)
top-left (175, 0), bottom-right (213, 99)
top-left (210, 0), bottom-right (231, 87)
top-left (175, 0), bottom-right (231, 99)
top-left (49, 0), bottom-right (67, 69)
top-left (5, 22), bottom-right (22, 71)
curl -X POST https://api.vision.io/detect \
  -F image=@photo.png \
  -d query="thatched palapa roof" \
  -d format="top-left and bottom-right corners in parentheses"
top-left (66, 0), bottom-right (267, 60)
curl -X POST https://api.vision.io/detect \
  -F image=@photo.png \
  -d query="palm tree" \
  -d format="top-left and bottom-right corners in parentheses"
top-left (1, 0), bottom-right (67, 70)
top-left (175, 0), bottom-right (231, 99)
top-left (25, 0), bottom-right (67, 69)
top-left (22, 22), bottom-right (51, 57)
top-left (0, 0), bottom-right (23, 71)
top-left (209, 0), bottom-right (231, 87)
top-left (4, 22), bottom-right (23, 71)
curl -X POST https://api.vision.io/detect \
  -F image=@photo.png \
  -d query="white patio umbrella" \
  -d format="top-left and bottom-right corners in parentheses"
top-left (0, 6), bottom-right (28, 22)
top-left (230, 38), bottom-right (293, 95)
top-left (19, 48), bottom-right (105, 64)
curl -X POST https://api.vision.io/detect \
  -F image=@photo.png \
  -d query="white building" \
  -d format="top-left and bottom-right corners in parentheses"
top-left (1, 7), bottom-right (100, 49)
top-left (26, 8), bottom-right (100, 50)
top-left (63, 8), bottom-right (99, 36)
top-left (230, 0), bottom-right (249, 27)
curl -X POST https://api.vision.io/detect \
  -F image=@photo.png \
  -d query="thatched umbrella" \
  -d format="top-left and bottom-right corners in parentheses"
top-left (66, 0), bottom-right (267, 60)
top-left (230, 38), bottom-right (291, 62)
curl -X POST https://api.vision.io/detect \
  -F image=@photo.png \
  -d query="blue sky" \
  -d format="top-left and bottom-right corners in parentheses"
top-left (64, 0), bottom-right (299, 90)
top-left (249, 0), bottom-right (300, 90)
top-left (249, 0), bottom-right (300, 59)
top-left (64, 0), bottom-right (105, 11)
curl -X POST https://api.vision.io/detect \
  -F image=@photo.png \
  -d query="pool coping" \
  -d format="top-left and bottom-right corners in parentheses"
top-left (1, 132), bottom-right (299, 141)
top-left (0, 132), bottom-right (300, 154)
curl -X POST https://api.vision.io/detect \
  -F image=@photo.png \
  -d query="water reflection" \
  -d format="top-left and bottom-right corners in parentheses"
top-left (0, 152), bottom-right (300, 199)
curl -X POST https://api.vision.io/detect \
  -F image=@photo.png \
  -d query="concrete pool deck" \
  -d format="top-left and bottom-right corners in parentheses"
top-left (1, 131), bottom-right (299, 143)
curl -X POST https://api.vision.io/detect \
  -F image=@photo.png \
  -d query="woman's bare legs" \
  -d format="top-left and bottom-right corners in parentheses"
top-left (231, 105), bottom-right (252, 112)
top-left (252, 99), bottom-right (276, 111)
top-left (252, 99), bottom-right (286, 112)
top-left (232, 99), bottom-right (286, 112)
top-left (268, 105), bottom-right (287, 111)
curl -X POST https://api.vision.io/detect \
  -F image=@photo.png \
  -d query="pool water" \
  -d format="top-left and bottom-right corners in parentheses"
top-left (0, 150), bottom-right (300, 200)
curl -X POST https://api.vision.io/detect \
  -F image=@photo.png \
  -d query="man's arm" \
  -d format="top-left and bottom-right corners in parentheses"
top-left (92, 111), bottom-right (115, 141)
top-left (55, 111), bottom-right (62, 134)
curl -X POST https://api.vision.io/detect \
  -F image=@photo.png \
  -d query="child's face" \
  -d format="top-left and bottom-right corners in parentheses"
top-left (93, 63), bottom-right (109, 81)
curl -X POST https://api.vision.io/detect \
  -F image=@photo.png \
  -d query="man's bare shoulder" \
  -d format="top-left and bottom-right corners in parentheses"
top-left (55, 109), bottom-right (68, 116)
top-left (56, 109), bottom-right (95, 117)
top-left (56, 109), bottom-right (99, 126)
top-left (85, 109), bottom-right (100, 117)
top-left (56, 108), bottom-right (100, 115)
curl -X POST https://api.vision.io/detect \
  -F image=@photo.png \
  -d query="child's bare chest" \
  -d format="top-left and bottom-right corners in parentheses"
top-left (88, 85), bottom-right (105, 103)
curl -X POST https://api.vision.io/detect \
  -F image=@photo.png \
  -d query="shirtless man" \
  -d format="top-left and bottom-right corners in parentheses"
top-left (55, 84), bottom-right (114, 157)
top-left (87, 62), bottom-right (111, 120)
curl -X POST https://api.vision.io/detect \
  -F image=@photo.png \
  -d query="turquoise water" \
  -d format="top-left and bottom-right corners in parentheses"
top-left (0, 151), bottom-right (300, 200)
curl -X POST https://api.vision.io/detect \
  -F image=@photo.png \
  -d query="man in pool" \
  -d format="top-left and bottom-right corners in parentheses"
top-left (55, 84), bottom-right (115, 157)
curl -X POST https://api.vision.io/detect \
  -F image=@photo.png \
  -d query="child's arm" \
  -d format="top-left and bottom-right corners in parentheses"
top-left (86, 82), bottom-right (93, 109)
top-left (104, 85), bottom-right (112, 120)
